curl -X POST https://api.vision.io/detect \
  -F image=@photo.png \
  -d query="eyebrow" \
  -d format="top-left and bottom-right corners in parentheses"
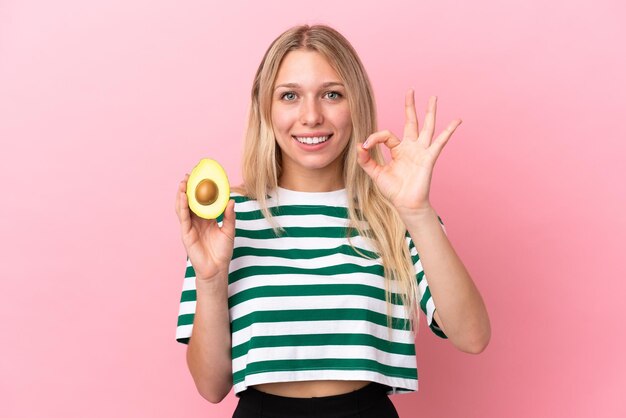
top-left (274, 81), bottom-right (345, 91)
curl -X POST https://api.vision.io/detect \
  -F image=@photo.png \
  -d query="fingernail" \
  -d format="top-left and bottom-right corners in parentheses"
top-left (362, 139), bottom-right (369, 149)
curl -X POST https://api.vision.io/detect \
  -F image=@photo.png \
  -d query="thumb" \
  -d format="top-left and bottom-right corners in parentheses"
top-left (220, 199), bottom-right (236, 241)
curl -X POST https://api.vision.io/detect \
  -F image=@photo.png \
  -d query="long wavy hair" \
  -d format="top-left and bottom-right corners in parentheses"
top-left (232, 24), bottom-right (422, 334)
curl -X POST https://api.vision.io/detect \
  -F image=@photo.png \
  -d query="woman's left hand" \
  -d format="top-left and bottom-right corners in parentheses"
top-left (357, 90), bottom-right (462, 218)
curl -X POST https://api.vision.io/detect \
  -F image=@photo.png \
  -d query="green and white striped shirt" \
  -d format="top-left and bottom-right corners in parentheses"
top-left (176, 187), bottom-right (447, 396)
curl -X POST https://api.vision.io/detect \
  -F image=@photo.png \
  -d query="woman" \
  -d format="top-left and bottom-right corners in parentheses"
top-left (174, 24), bottom-right (490, 418)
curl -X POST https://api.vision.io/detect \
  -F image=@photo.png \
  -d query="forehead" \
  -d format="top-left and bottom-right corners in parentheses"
top-left (274, 50), bottom-right (341, 85)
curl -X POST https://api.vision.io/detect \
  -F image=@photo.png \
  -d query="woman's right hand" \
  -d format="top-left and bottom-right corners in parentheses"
top-left (175, 173), bottom-right (236, 283)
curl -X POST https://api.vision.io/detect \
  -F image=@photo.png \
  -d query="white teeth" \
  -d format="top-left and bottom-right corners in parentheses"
top-left (294, 136), bottom-right (329, 145)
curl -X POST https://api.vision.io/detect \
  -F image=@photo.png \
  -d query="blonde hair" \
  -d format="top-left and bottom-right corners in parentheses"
top-left (233, 24), bottom-right (422, 335)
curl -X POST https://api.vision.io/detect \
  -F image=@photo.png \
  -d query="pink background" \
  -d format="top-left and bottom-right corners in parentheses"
top-left (1, 0), bottom-right (624, 417)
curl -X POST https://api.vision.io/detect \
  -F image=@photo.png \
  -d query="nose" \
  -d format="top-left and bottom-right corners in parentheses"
top-left (299, 96), bottom-right (323, 126)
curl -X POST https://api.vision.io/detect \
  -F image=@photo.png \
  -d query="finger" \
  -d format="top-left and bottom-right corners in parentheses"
top-left (175, 174), bottom-right (190, 220)
top-left (178, 188), bottom-right (191, 235)
top-left (362, 130), bottom-right (401, 150)
top-left (403, 88), bottom-right (419, 140)
top-left (356, 145), bottom-right (381, 181)
top-left (178, 176), bottom-right (192, 234)
top-left (431, 119), bottom-right (462, 156)
top-left (219, 199), bottom-right (236, 242)
top-left (419, 96), bottom-right (437, 146)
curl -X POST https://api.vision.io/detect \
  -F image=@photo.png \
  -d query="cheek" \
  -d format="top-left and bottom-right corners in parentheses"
top-left (335, 108), bottom-right (353, 131)
top-left (271, 107), bottom-right (296, 134)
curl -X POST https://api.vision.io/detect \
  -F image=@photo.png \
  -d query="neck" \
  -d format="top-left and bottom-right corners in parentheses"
top-left (278, 167), bottom-right (344, 192)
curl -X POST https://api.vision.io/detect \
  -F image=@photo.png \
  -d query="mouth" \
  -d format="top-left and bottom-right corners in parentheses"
top-left (292, 134), bottom-right (333, 145)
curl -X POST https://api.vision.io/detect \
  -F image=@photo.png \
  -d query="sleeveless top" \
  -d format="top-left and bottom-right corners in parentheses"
top-left (176, 187), bottom-right (447, 396)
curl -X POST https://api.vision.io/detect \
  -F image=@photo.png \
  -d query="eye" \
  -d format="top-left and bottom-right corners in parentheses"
top-left (280, 92), bottom-right (297, 101)
top-left (325, 91), bottom-right (343, 100)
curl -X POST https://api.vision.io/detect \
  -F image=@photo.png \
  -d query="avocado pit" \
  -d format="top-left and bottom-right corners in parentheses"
top-left (195, 179), bottom-right (219, 205)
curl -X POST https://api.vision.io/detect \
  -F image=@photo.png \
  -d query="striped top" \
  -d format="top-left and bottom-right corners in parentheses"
top-left (176, 186), bottom-right (447, 396)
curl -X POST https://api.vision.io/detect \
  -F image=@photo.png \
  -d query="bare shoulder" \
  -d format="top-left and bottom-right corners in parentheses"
top-left (230, 184), bottom-right (247, 196)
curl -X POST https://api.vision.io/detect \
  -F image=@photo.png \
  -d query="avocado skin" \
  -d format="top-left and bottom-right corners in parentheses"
top-left (186, 158), bottom-right (230, 219)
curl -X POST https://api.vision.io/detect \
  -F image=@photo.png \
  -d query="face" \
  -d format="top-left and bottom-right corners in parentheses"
top-left (271, 49), bottom-right (352, 188)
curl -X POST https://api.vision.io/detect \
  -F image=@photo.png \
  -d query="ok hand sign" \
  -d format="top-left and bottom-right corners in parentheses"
top-left (356, 90), bottom-right (462, 219)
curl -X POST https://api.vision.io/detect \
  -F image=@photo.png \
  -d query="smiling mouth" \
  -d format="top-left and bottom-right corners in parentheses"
top-left (292, 134), bottom-right (333, 145)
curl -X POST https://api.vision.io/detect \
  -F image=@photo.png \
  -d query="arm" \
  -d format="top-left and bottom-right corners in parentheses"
top-left (356, 92), bottom-right (490, 353)
top-left (175, 175), bottom-right (237, 403)
top-left (186, 278), bottom-right (233, 403)
top-left (405, 207), bottom-right (491, 354)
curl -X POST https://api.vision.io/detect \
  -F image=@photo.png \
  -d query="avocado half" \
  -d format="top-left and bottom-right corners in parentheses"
top-left (186, 158), bottom-right (230, 219)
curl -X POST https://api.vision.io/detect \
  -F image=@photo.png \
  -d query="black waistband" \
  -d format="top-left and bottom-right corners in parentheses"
top-left (237, 382), bottom-right (391, 416)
